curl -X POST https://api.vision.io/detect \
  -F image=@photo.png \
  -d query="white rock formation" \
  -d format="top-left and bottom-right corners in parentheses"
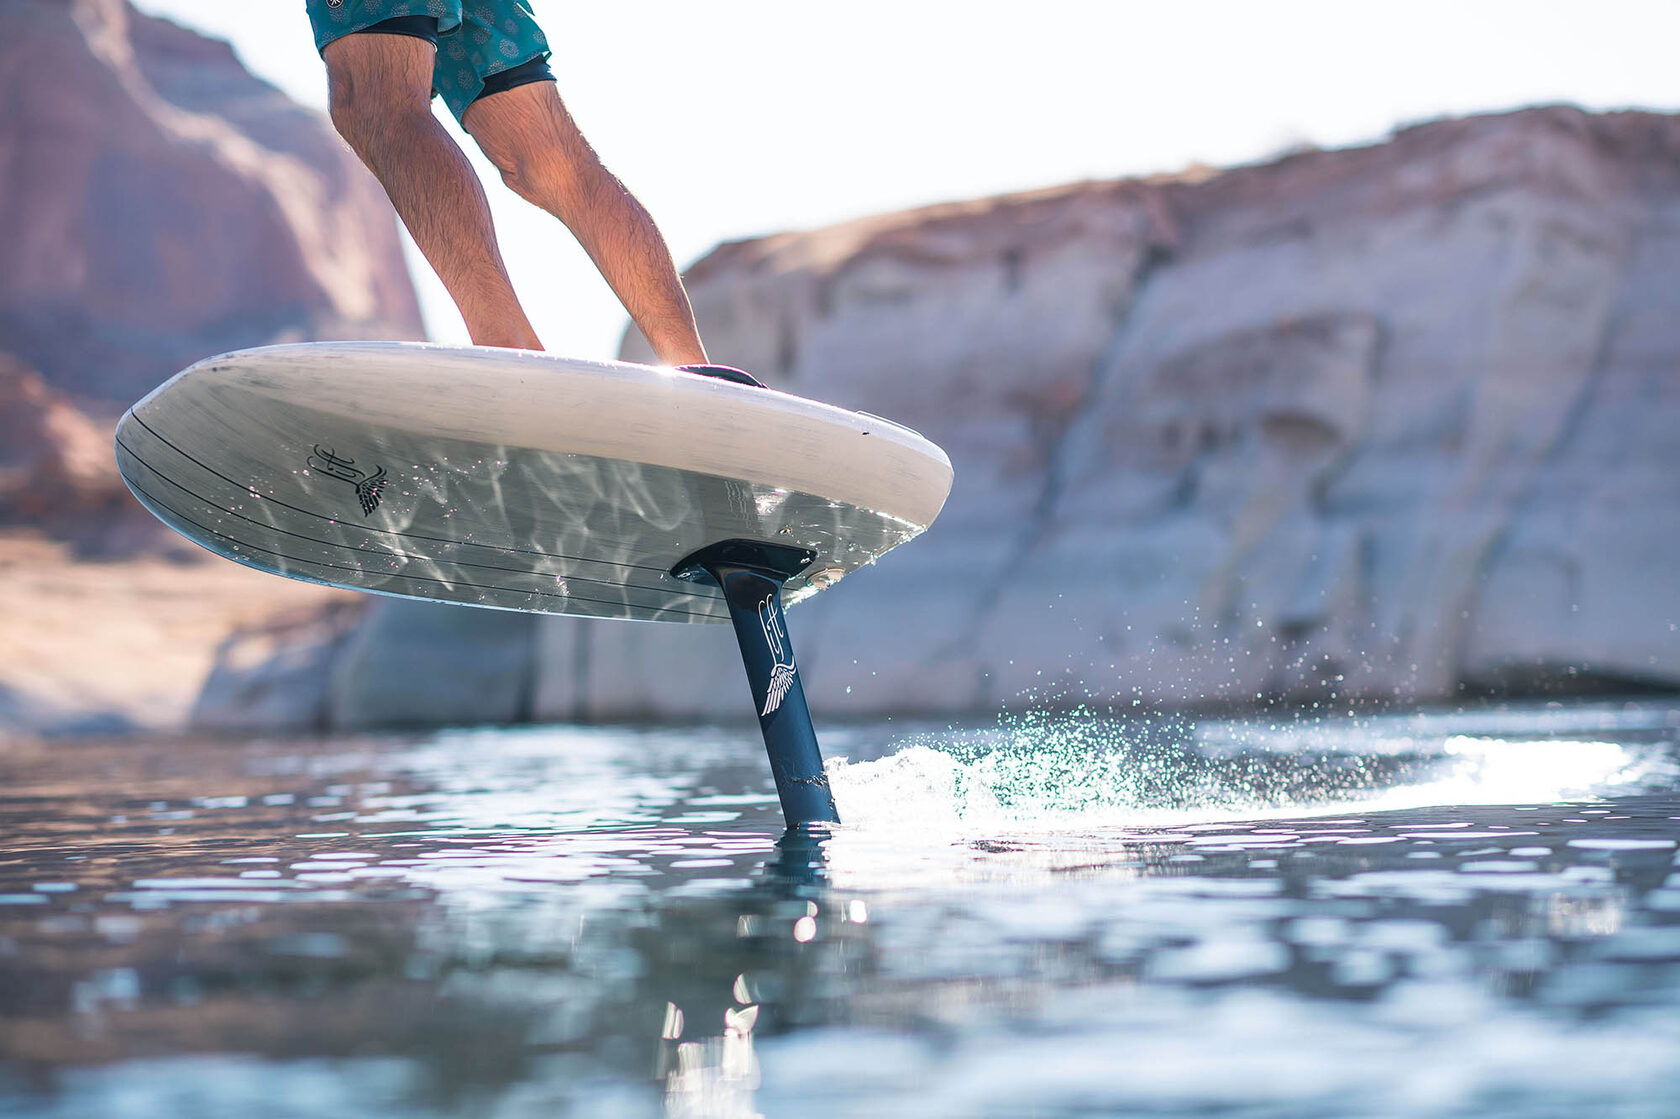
top-left (587, 105), bottom-right (1680, 716)
top-left (209, 106), bottom-right (1680, 729)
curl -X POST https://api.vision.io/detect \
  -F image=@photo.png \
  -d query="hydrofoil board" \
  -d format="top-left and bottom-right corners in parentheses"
top-left (114, 342), bottom-right (953, 623)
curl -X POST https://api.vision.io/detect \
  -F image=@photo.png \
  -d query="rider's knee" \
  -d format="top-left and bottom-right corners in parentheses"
top-left (484, 145), bottom-right (537, 202)
top-left (321, 32), bottom-right (435, 156)
top-left (489, 138), bottom-right (611, 216)
top-left (327, 79), bottom-right (381, 154)
top-left (326, 62), bottom-right (429, 157)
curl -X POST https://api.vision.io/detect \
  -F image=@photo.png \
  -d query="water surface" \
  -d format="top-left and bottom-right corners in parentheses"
top-left (3, 701), bottom-right (1680, 1117)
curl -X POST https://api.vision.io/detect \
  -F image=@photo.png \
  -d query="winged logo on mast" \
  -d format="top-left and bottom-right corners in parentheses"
top-left (757, 591), bottom-right (797, 717)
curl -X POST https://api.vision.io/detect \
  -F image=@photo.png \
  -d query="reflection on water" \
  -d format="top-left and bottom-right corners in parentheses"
top-left (2, 702), bottom-right (1679, 1116)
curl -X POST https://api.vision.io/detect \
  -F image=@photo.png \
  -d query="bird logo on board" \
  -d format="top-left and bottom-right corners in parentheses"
top-left (757, 591), bottom-right (797, 717)
top-left (306, 445), bottom-right (388, 517)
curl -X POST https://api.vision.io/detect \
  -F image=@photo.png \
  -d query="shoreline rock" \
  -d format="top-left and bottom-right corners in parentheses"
top-left (608, 105), bottom-right (1680, 717)
top-left (99, 103), bottom-right (1680, 730)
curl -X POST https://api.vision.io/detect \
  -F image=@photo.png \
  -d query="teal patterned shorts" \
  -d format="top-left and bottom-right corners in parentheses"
top-left (304, 1), bottom-right (552, 123)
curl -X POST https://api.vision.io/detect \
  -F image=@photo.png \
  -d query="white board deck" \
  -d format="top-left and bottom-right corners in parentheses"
top-left (114, 342), bottom-right (953, 623)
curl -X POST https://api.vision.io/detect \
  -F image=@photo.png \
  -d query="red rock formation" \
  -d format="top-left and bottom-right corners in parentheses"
top-left (0, 351), bottom-right (125, 524)
top-left (0, 1), bottom-right (424, 735)
top-left (0, 0), bottom-right (424, 406)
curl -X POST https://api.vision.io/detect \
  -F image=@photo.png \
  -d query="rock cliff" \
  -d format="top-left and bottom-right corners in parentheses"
top-left (0, 0), bottom-right (421, 736)
top-left (0, 0), bottom-right (424, 407)
top-left (0, 352), bottom-right (126, 526)
top-left (207, 106), bottom-right (1680, 728)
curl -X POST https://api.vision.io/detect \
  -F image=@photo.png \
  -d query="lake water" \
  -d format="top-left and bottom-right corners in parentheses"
top-left (3, 700), bottom-right (1680, 1117)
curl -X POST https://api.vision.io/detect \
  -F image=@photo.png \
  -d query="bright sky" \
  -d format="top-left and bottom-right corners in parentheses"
top-left (133, 1), bottom-right (1680, 360)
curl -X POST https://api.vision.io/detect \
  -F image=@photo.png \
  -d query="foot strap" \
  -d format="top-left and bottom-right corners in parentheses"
top-left (676, 364), bottom-right (765, 388)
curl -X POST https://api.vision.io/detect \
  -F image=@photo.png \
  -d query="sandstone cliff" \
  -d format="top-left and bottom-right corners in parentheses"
top-left (206, 106), bottom-right (1680, 728)
top-left (0, 352), bottom-right (125, 526)
top-left (1, 0), bottom-right (421, 735)
top-left (0, 0), bottom-right (424, 407)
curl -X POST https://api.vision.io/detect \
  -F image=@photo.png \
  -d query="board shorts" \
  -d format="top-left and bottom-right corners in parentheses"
top-left (304, 1), bottom-right (552, 123)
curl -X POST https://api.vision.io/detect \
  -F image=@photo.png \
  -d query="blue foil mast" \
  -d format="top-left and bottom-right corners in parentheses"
top-left (673, 540), bottom-right (840, 827)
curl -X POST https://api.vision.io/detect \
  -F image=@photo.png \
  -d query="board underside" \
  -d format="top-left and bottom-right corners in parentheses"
top-left (115, 380), bottom-right (927, 623)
